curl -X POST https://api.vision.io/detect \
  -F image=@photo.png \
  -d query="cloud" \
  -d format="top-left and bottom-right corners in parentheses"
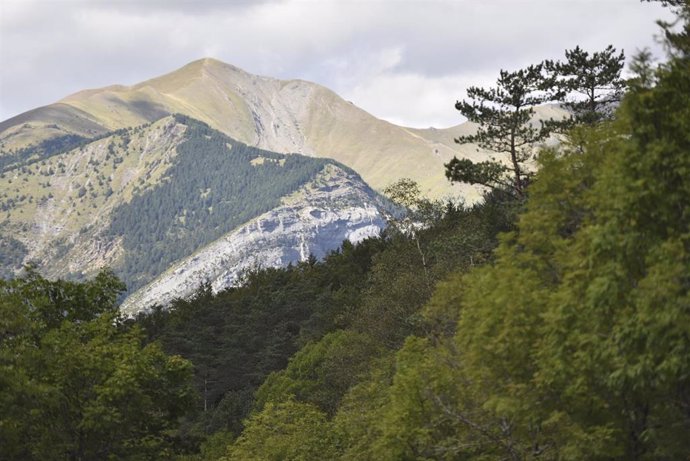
top-left (0, 0), bottom-right (675, 127)
top-left (344, 71), bottom-right (497, 128)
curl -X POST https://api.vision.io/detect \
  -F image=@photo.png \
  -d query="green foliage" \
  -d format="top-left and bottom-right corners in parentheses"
top-left (383, 178), bottom-right (444, 227)
top-left (4, 266), bottom-right (126, 331)
top-left (371, 337), bottom-right (459, 460)
top-left (330, 355), bottom-right (395, 461)
top-left (444, 157), bottom-right (508, 192)
top-left (652, 0), bottom-right (690, 59)
top-left (0, 270), bottom-right (195, 460)
top-left (254, 330), bottom-right (381, 415)
top-left (354, 195), bottom-right (516, 347)
top-left (446, 64), bottom-right (555, 198)
top-left (177, 431), bottom-right (236, 461)
top-left (628, 48), bottom-right (657, 89)
top-left (545, 45), bottom-right (626, 127)
top-left (223, 400), bottom-right (337, 461)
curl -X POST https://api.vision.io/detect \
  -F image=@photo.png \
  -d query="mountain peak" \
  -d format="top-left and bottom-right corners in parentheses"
top-left (197, 56), bottom-right (224, 66)
top-left (132, 57), bottom-right (263, 96)
top-left (184, 57), bottom-right (245, 74)
top-left (1, 57), bottom-right (480, 201)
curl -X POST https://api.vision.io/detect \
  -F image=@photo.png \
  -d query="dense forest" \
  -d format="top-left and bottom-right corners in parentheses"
top-left (109, 115), bottom-right (332, 292)
top-left (2, 1), bottom-right (689, 459)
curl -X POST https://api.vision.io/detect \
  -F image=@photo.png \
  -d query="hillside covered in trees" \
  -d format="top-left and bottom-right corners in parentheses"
top-left (0, 113), bottom-right (386, 302)
top-left (107, 115), bottom-right (332, 292)
top-left (2, 1), bottom-right (689, 460)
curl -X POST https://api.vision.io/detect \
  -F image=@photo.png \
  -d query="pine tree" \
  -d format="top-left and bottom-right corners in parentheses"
top-left (445, 64), bottom-right (555, 198)
top-left (545, 45), bottom-right (626, 127)
top-left (628, 48), bottom-right (657, 89)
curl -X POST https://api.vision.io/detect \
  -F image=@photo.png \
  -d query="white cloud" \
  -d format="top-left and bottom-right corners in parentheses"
top-left (344, 70), bottom-right (496, 128)
top-left (0, 0), bottom-right (675, 127)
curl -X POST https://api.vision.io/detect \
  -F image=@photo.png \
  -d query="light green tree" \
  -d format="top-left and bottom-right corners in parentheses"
top-left (224, 400), bottom-right (336, 461)
top-left (254, 330), bottom-right (381, 415)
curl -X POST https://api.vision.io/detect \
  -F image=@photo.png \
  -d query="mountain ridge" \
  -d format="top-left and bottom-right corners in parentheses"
top-left (0, 113), bottom-right (389, 314)
top-left (0, 57), bottom-right (487, 200)
top-left (120, 161), bottom-right (386, 315)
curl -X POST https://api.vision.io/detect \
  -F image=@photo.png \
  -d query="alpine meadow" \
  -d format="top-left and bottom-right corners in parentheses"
top-left (1, 1), bottom-right (689, 460)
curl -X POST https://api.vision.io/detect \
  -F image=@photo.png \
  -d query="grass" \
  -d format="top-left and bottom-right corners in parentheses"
top-left (0, 116), bottom-right (187, 275)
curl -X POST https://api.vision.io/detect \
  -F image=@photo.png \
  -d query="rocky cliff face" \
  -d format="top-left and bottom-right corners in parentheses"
top-left (120, 164), bottom-right (386, 315)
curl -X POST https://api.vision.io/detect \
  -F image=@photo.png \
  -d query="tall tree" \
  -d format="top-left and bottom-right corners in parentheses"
top-left (382, 178), bottom-right (445, 294)
top-left (445, 64), bottom-right (554, 198)
top-left (372, 4), bottom-right (690, 457)
top-left (628, 48), bottom-right (657, 89)
top-left (649, 0), bottom-right (690, 59)
top-left (545, 45), bottom-right (626, 127)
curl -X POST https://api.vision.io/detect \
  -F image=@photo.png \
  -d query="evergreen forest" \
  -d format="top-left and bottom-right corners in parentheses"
top-left (1, 2), bottom-right (689, 459)
top-left (108, 115), bottom-right (332, 292)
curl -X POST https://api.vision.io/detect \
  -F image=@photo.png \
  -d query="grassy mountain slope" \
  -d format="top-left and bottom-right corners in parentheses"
top-left (0, 115), bottom-right (385, 300)
top-left (0, 103), bottom-right (108, 152)
top-left (1, 58), bottom-right (502, 200)
top-left (0, 116), bottom-right (188, 280)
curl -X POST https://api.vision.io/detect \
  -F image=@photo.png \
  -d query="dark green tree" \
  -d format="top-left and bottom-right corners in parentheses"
top-left (445, 64), bottom-right (555, 198)
top-left (545, 45), bottom-right (626, 127)
top-left (0, 270), bottom-right (195, 460)
top-left (628, 48), bottom-right (657, 89)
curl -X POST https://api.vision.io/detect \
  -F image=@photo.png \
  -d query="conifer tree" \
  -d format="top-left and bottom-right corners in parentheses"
top-left (445, 64), bottom-right (555, 199)
top-left (545, 45), bottom-right (626, 127)
top-left (628, 48), bottom-right (657, 89)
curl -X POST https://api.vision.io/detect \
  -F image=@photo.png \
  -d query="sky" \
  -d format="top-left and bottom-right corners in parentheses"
top-left (0, 0), bottom-right (674, 128)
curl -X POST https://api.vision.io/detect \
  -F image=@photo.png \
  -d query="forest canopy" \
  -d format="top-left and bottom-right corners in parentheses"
top-left (2, 1), bottom-right (689, 460)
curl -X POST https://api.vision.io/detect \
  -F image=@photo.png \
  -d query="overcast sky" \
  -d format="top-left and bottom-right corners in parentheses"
top-left (0, 0), bottom-right (673, 128)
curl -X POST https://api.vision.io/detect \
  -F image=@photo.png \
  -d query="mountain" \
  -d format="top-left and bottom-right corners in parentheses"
top-left (120, 162), bottom-right (383, 315)
top-left (0, 114), bottom-right (387, 313)
top-left (0, 57), bottom-right (484, 201)
top-left (0, 58), bottom-right (566, 312)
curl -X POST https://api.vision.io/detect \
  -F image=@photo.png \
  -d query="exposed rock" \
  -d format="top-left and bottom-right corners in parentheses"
top-left (120, 164), bottom-right (386, 316)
